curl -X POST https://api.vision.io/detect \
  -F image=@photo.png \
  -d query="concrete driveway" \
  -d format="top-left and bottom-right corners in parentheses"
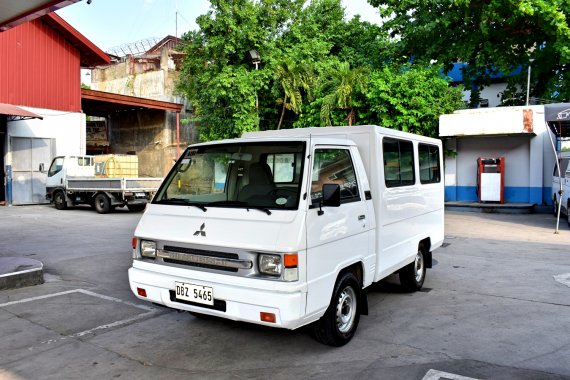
top-left (0, 205), bottom-right (569, 380)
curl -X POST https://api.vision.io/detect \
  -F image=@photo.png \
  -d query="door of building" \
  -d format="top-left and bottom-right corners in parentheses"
top-left (10, 137), bottom-right (53, 205)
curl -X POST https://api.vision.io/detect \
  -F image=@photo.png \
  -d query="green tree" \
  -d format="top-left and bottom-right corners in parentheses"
top-left (320, 62), bottom-right (369, 126)
top-left (274, 60), bottom-right (314, 130)
top-left (369, 0), bottom-right (570, 104)
top-left (367, 64), bottom-right (464, 137)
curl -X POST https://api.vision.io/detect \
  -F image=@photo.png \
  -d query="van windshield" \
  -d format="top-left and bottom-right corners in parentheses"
top-left (154, 141), bottom-right (306, 210)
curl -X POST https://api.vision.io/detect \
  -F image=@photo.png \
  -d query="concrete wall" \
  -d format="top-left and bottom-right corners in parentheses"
top-left (7, 107), bottom-right (85, 158)
top-left (442, 105), bottom-right (556, 205)
top-left (461, 83), bottom-right (508, 108)
top-left (91, 49), bottom-right (195, 177)
top-left (107, 109), bottom-right (176, 178)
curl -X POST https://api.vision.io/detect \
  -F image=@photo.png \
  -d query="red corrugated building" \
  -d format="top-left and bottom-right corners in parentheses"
top-left (0, 12), bottom-right (109, 205)
top-left (0, 12), bottom-right (109, 111)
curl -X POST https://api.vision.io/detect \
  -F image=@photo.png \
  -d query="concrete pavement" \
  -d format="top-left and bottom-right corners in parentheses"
top-left (0, 205), bottom-right (569, 379)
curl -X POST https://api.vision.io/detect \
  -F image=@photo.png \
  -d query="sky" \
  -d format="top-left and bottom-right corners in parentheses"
top-left (57, 0), bottom-right (382, 53)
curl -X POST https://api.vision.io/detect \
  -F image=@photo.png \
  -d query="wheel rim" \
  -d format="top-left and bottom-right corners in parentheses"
top-left (55, 194), bottom-right (63, 207)
top-left (336, 286), bottom-right (357, 334)
top-left (414, 252), bottom-right (425, 283)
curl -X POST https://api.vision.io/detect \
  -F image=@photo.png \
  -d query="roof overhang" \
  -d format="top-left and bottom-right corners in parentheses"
top-left (0, 0), bottom-right (79, 32)
top-left (544, 103), bottom-right (570, 138)
top-left (0, 103), bottom-right (43, 121)
top-left (440, 107), bottom-right (538, 138)
top-left (81, 89), bottom-right (183, 117)
top-left (41, 13), bottom-right (109, 67)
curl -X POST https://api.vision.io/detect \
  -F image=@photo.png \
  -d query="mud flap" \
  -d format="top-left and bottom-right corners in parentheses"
top-left (360, 289), bottom-right (369, 315)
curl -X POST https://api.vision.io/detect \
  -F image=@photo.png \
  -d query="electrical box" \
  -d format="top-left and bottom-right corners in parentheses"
top-left (477, 157), bottom-right (505, 203)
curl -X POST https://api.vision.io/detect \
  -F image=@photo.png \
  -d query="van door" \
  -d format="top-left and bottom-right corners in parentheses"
top-left (305, 146), bottom-right (370, 316)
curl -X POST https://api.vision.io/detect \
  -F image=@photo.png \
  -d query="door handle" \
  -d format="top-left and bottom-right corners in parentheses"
top-left (358, 215), bottom-right (366, 221)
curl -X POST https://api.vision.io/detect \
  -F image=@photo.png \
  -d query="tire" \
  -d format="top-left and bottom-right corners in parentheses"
top-left (94, 193), bottom-right (111, 214)
top-left (567, 202), bottom-right (570, 227)
top-left (127, 204), bottom-right (146, 212)
top-left (399, 243), bottom-right (427, 292)
top-left (53, 191), bottom-right (67, 210)
top-left (553, 196), bottom-right (559, 216)
top-left (312, 271), bottom-right (361, 347)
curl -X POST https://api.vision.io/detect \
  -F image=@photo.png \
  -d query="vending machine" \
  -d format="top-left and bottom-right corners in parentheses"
top-left (477, 157), bottom-right (505, 203)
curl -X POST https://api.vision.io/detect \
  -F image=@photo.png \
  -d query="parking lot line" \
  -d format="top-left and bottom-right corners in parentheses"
top-left (0, 288), bottom-right (161, 339)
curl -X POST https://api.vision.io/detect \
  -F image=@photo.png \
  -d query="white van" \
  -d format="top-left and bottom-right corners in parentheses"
top-left (552, 151), bottom-right (570, 225)
top-left (128, 125), bottom-right (444, 346)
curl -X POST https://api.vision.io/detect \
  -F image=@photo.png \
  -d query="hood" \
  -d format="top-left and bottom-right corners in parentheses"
top-left (135, 204), bottom-right (306, 253)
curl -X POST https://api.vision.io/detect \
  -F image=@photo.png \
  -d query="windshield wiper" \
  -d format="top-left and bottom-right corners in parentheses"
top-left (204, 201), bottom-right (272, 215)
top-left (155, 198), bottom-right (207, 212)
top-left (247, 206), bottom-right (272, 215)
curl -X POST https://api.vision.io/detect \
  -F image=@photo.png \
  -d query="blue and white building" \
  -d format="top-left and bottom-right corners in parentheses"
top-left (440, 105), bottom-right (556, 205)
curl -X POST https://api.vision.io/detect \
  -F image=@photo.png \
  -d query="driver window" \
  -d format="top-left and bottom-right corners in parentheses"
top-left (48, 157), bottom-right (64, 177)
top-left (310, 148), bottom-right (360, 205)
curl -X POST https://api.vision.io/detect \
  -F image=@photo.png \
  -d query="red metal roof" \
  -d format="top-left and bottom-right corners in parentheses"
top-left (81, 89), bottom-right (183, 116)
top-left (0, 102), bottom-right (43, 120)
top-left (41, 13), bottom-right (109, 67)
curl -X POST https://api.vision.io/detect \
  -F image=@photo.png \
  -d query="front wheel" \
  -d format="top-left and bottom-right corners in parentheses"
top-left (94, 194), bottom-right (111, 214)
top-left (399, 243), bottom-right (427, 292)
top-left (553, 196), bottom-right (558, 216)
top-left (53, 191), bottom-right (67, 210)
top-left (312, 271), bottom-right (361, 347)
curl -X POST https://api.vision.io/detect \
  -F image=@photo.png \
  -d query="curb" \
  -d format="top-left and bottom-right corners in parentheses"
top-left (0, 257), bottom-right (44, 290)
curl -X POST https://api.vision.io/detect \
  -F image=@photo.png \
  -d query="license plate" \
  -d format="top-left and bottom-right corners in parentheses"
top-left (175, 282), bottom-right (214, 306)
top-left (135, 192), bottom-right (146, 197)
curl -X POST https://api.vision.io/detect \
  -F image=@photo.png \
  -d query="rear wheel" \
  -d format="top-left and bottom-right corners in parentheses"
top-left (54, 191), bottom-right (67, 210)
top-left (399, 243), bottom-right (427, 291)
top-left (94, 194), bottom-right (111, 214)
top-left (553, 196), bottom-right (559, 216)
top-left (312, 271), bottom-right (361, 347)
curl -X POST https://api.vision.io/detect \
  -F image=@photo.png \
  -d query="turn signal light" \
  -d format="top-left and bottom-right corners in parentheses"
top-left (260, 312), bottom-right (276, 323)
top-left (132, 237), bottom-right (137, 249)
top-left (137, 288), bottom-right (147, 297)
top-left (284, 253), bottom-right (298, 268)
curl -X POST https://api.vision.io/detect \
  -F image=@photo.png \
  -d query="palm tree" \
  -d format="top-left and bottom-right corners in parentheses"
top-left (320, 62), bottom-right (369, 126)
top-left (275, 60), bottom-right (314, 130)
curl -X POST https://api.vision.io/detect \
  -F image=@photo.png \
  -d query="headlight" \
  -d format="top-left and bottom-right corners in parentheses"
top-left (140, 240), bottom-right (157, 258)
top-left (258, 254), bottom-right (282, 276)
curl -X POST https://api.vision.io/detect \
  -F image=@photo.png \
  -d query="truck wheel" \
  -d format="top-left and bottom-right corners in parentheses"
top-left (312, 271), bottom-right (361, 347)
top-left (127, 204), bottom-right (146, 212)
top-left (399, 243), bottom-right (427, 292)
top-left (567, 201), bottom-right (570, 227)
top-left (94, 194), bottom-right (111, 214)
top-left (54, 191), bottom-right (67, 210)
top-left (553, 197), bottom-right (558, 216)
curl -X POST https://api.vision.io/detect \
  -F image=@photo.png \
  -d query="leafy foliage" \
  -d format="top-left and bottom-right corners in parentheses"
top-left (177, 0), bottom-right (463, 141)
top-left (369, 0), bottom-right (570, 105)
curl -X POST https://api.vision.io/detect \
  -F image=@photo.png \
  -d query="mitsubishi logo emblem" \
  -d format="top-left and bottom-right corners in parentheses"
top-left (194, 223), bottom-right (206, 237)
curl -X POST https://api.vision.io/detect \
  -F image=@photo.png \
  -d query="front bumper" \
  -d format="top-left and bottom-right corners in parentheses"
top-left (128, 263), bottom-right (308, 330)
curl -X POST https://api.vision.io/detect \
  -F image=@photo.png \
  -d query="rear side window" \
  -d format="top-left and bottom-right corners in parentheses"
top-left (418, 143), bottom-right (441, 184)
top-left (383, 138), bottom-right (415, 187)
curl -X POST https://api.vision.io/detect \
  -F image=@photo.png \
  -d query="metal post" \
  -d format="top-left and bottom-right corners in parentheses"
top-left (176, 112), bottom-right (180, 158)
top-left (546, 121), bottom-right (562, 234)
top-left (526, 60), bottom-right (533, 106)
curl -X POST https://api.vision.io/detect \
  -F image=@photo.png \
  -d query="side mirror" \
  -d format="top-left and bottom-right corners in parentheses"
top-left (322, 184), bottom-right (341, 207)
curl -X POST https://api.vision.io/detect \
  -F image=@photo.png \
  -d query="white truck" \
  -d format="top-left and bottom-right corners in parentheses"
top-left (128, 125), bottom-right (444, 346)
top-left (46, 155), bottom-right (162, 214)
top-left (552, 151), bottom-right (570, 226)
